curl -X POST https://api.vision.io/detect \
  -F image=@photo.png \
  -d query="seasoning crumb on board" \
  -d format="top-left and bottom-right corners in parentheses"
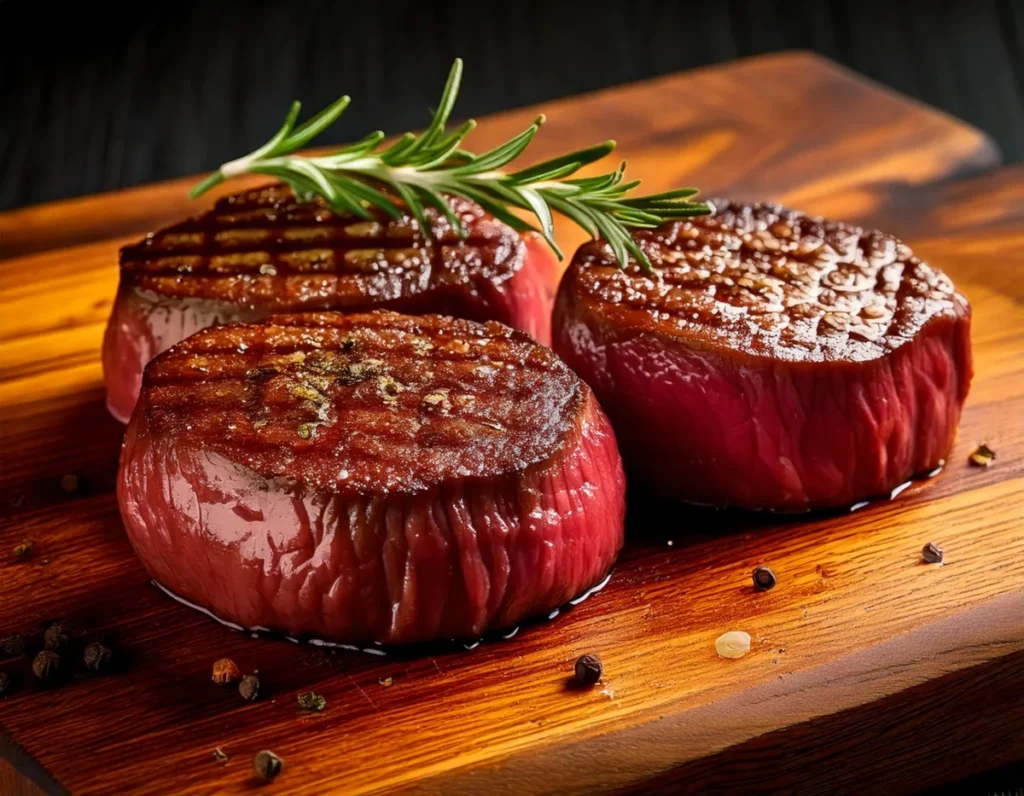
top-left (297, 691), bottom-right (326, 712)
top-left (239, 674), bottom-right (261, 702)
top-left (212, 658), bottom-right (241, 685)
top-left (254, 750), bottom-right (283, 781)
top-left (716, 631), bottom-right (751, 659)
top-left (378, 676), bottom-right (394, 687)
top-left (969, 443), bottom-right (996, 467)
top-left (60, 473), bottom-right (79, 493)
top-left (922, 542), bottom-right (945, 564)
top-left (12, 540), bottom-right (33, 559)
top-left (212, 748), bottom-right (229, 764)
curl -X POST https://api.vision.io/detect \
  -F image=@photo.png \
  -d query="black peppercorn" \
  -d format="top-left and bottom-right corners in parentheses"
top-left (253, 750), bottom-right (282, 781)
top-left (752, 566), bottom-right (777, 591)
top-left (922, 542), bottom-right (944, 564)
top-left (84, 642), bottom-right (113, 672)
top-left (0, 672), bottom-right (10, 696)
top-left (2, 633), bottom-right (25, 656)
top-left (32, 650), bottom-right (61, 681)
top-left (43, 622), bottom-right (71, 652)
top-left (574, 653), bottom-right (602, 686)
top-left (239, 674), bottom-right (260, 702)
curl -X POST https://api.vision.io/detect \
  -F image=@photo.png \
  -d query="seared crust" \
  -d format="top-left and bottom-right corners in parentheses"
top-left (139, 311), bottom-right (584, 493)
top-left (119, 185), bottom-right (526, 309)
top-left (564, 199), bottom-right (968, 363)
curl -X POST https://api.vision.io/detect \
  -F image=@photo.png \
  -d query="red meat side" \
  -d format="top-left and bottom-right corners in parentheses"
top-left (117, 312), bottom-right (625, 644)
top-left (103, 185), bottom-right (559, 423)
top-left (553, 200), bottom-right (973, 511)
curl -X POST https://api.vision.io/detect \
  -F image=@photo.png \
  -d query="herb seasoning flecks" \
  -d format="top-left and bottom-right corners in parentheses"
top-left (297, 691), bottom-right (326, 712)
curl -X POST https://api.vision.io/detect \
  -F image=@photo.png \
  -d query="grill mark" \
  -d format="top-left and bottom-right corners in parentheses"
top-left (117, 185), bottom-right (524, 313)
top-left (142, 311), bottom-right (579, 478)
top-left (150, 338), bottom-right (545, 375)
top-left (569, 199), bottom-right (963, 362)
top-left (122, 235), bottom-right (499, 268)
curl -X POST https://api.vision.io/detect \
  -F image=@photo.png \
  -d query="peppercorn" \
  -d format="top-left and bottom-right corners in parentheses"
top-left (253, 750), bottom-right (282, 781)
top-left (573, 653), bottom-right (602, 686)
top-left (297, 691), bottom-right (326, 712)
top-left (43, 622), bottom-right (71, 652)
top-left (752, 566), bottom-right (776, 591)
top-left (239, 674), bottom-right (260, 702)
top-left (32, 650), bottom-right (61, 681)
top-left (211, 658), bottom-right (241, 685)
top-left (0, 672), bottom-right (10, 696)
top-left (60, 474), bottom-right (79, 493)
top-left (2, 633), bottom-right (25, 656)
top-left (83, 642), bottom-right (113, 672)
top-left (922, 542), bottom-right (944, 564)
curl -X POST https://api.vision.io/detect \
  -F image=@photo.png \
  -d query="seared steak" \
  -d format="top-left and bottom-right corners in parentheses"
top-left (553, 200), bottom-right (972, 511)
top-left (117, 311), bottom-right (625, 644)
top-left (103, 185), bottom-right (558, 422)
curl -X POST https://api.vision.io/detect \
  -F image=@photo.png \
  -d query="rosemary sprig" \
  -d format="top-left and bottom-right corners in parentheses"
top-left (191, 59), bottom-right (710, 271)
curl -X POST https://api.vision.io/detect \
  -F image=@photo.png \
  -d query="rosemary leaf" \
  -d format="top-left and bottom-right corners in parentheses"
top-left (190, 58), bottom-right (710, 271)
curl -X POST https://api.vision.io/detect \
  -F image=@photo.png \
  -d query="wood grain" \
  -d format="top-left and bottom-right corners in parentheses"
top-left (1, 55), bottom-right (1022, 795)
top-left (0, 51), bottom-right (999, 261)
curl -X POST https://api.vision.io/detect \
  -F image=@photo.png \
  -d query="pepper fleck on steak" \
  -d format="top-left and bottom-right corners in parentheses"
top-left (103, 185), bottom-right (559, 423)
top-left (553, 199), bottom-right (972, 511)
top-left (117, 311), bottom-right (625, 644)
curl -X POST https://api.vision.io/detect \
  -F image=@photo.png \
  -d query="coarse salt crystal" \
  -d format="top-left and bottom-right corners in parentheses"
top-left (715, 631), bottom-right (751, 659)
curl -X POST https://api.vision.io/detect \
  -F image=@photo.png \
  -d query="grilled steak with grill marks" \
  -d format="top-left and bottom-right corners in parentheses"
top-left (553, 200), bottom-right (973, 511)
top-left (103, 185), bottom-right (558, 423)
top-left (117, 311), bottom-right (625, 644)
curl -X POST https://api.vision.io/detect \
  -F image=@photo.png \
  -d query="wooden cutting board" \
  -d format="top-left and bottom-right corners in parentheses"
top-left (1, 52), bottom-right (1020, 796)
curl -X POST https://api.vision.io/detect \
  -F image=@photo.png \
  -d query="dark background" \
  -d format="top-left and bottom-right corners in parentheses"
top-left (1, 0), bottom-right (1022, 212)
